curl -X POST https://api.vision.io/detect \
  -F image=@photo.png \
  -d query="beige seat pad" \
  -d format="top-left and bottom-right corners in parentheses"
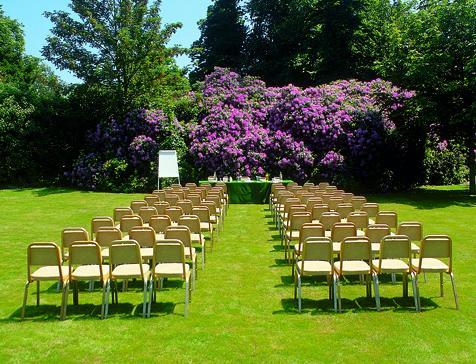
top-left (72, 265), bottom-right (109, 280)
top-left (31, 266), bottom-right (69, 281)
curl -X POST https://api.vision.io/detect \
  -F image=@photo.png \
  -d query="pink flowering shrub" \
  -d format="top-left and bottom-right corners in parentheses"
top-left (190, 68), bottom-right (415, 186)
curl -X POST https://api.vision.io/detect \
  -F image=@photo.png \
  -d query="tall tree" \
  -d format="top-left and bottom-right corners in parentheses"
top-left (42, 0), bottom-right (186, 117)
top-left (190, 0), bottom-right (246, 83)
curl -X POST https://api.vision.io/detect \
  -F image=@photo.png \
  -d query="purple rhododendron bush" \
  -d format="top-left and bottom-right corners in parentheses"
top-left (71, 67), bottom-right (417, 192)
top-left (190, 68), bottom-right (415, 188)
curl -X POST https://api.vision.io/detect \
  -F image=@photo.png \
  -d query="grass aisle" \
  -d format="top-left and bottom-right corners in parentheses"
top-left (0, 187), bottom-right (475, 363)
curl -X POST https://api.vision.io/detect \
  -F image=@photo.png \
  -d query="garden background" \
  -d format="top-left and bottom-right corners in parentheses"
top-left (0, 0), bottom-right (474, 192)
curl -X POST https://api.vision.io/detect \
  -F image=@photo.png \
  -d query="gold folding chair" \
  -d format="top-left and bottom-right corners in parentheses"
top-left (21, 242), bottom-right (69, 320)
top-left (294, 237), bottom-right (337, 312)
top-left (149, 239), bottom-right (191, 317)
top-left (91, 216), bottom-right (114, 238)
top-left (179, 215), bottom-right (206, 270)
top-left (61, 227), bottom-right (89, 260)
top-left (139, 206), bottom-right (158, 224)
top-left (372, 235), bottom-right (419, 311)
top-left (106, 240), bottom-right (150, 318)
top-left (412, 235), bottom-right (458, 310)
top-left (334, 236), bottom-right (380, 312)
top-left (66, 241), bottom-right (109, 319)
top-left (130, 200), bottom-right (147, 214)
top-left (165, 225), bottom-right (197, 284)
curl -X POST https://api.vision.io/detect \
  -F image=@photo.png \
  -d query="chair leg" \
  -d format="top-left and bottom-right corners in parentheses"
top-left (184, 279), bottom-right (189, 318)
top-left (297, 275), bottom-right (302, 313)
top-left (293, 269), bottom-right (297, 301)
top-left (105, 281), bottom-right (110, 318)
top-left (201, 247), bottom-right (205, 271)
top-left (449, 272), bottom-right (459, 310)
top-left (336, 276), bottom-right (342, 313)
top-left (372, 273), bottom-right (381, 311)
top-left (415, 274), bottom-right (421, 311)
top-left (291, 251), bottom-right (295, 278)
top-left (410, 273), bottom-right (419, 312)
top-left (60, 282), bottom-right (68, 320)
top-left (21, 282), bottom-right (30, 319)
top-left (142, 280), bottom-right (148, 318)
top-left (148, 277), bottom-right (154, 318)
top-left (440, 272), bottom-right (444, 297)
top-left (36, 281), bottom-right (40, 306)
top-left (332, 275), bottom-right (338, 312)
top-left (100, 280), bottom-right (107, 319)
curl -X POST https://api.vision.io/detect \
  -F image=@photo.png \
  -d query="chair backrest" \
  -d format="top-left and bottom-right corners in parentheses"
top-left (361, 203), bottom-right (379, 217)
top-left (192, 206), bottom-right (211, 224)
top-left (201, 201), bottom-right (218, 215)
top-left (321, 193), bottom-right (335, 204)
top-left (138, 206), bottom-right (158, 223)
top-left (379, 235), bottom-right (411, 260)
top-left (113, 207), bottom-right (133, 223)
top-left (178, 215), bottom-right (201, 234)
top-left (130, 200), bottom-right (147, 214)
top-left (144, 195), bottom-right (159, 206)
top-left (165, 206), bottom-right (184, 223)
top-left (152, 190), bottom-right (166, 201)
top-left (276, 192), bottom-right (294, 205)
top-left (206, 195), bottom-right (222, 209)
top-left (340, 236), bottom-right (372, 261)
top-left (397, 222), bottom-right (423, 242)
top-left (347, 211), bottom-right (369, 229)
top-left (110, 240), bottom-right (144, 276)
top-left (328, 197), bottom-right (344, 211)
top-left (342, 192), bottom-right (354, 203)
top-left (375, 211), bottom-right (398, 229)
top-left (27, 242), bottom-right (63, 281)
top-left (188, 194), bottom-right (202, 206)
top-left (129, 226), bottom-right (156, 247)
top-left (306, 197), bottom-right (323, 211)
top-left (300, 223), bottom-right (325, 243)
top-left (351, 196), bottom-right (367, 211)
top-left (173, 190), bottom-right (185, 200)
top-left (69, 241), bottom-right (102, 268)
top-left (177, 200), bottom-right (193, 215)
top-left (185, 182), bottom-right (197, 188)
top-left (331, 222), bottom-right (357, 242)
top-left (420, 235), bottom-right (452, 267)
top-left (153, 239), bottom-right (187, 276)
top-left (301, 237), bottom-right (333, 263)
top-left (289, 212), bottom-right (312, 230)
top-left (333, 190), bottom-right (344, 197)
top-left (303, 182), bottom-right (314, 189)
top-left (299, 193), bottom-right (315, 204)
top-left (91, 216), bottom-right (114, 237)
top-left (61, 227), bottom-right (89, 252)
top-left (164, 226), bottom-right (193, 256)
top-left (165, 194), bottom-right (179, 206)
top-left (336, 203), bottom-right (353, 218)
top-left (325, 185), bottom-right (337, 192)
top-left (95, 227), bottom-right (122, 248)
top-left (287, 205), bottom-right (306, 222)
top-left (283, 198), bottom-right (301, 212)
top-left (149, 215), bottom-right (172, 233)
top-left (365, 224), bottom-right (391, 243)
top-left (153, 201), bottom-right (170, 215)
top-left (119, 214), bottom-right (143, 234)
top-left (318, 182), bottom-right (329, 189)
top-left (319, 212), bottom-right (341, 230)
top-left (311, 204), bottom-right (330, 220)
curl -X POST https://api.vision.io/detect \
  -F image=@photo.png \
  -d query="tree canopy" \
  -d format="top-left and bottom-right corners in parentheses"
top-left (42, 0), bottom-right (188, 117)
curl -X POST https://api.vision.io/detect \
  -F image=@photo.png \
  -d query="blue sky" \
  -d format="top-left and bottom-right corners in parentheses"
top-left (1, 0), bottom-right (212, 83)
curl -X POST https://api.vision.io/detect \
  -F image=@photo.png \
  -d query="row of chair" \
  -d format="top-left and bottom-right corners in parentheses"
top-left (22, 182), bottom-right (228, 320)
top-left (269, 181), bottom-right (459, 312)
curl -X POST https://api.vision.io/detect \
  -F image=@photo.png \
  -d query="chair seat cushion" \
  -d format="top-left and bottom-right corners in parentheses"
top-left (31, 266), bottom-right (69, 281)
top-left (412, 258), bottom-right (449, 272)
top-left (140, 248), bottom-right (153, 259)
top-left (334, 261), bottom-right (371, 274)
top-left (285, 230), bottom-right (300, 240)
top-left (372, 259), bottom-right (409, 273)
top-left (154, 263), bottom-right (190, 277)
top-left (411, 243), bottom-right (420, 253)
top-left (112, 264), bottom-right (150, 279)
top-left (191, 233), bottom-right (205, 244)
top-left (297, 260), bottom-right (332, 275)
top-left (72, 265), bottom-right (109, 280)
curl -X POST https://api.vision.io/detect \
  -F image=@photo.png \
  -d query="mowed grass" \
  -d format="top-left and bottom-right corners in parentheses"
top-left (0, 186), bottom-right (475, 363)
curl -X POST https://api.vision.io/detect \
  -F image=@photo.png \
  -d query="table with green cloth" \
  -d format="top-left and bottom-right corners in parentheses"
top-left (198, 180), bottom-right (293, 204)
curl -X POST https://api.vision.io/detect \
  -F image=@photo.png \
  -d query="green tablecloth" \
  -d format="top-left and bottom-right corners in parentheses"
top-left (198, 180), bottom-right (293, 204)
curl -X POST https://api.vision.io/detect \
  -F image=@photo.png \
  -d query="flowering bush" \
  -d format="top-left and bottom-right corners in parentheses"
top-left (71, 109), bottom-right (186, 192)
top-left (189, 68), bottom-right (415, 187)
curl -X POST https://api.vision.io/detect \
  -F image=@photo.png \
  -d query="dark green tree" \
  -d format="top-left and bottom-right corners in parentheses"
top-left (42, 0), bottom-right (187, 117)
top-left (190, 0), bottom-right (246, 83)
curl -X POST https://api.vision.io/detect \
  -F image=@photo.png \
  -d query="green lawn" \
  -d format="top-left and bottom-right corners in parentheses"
top-left (0, 186), bottom-right (475, 363)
